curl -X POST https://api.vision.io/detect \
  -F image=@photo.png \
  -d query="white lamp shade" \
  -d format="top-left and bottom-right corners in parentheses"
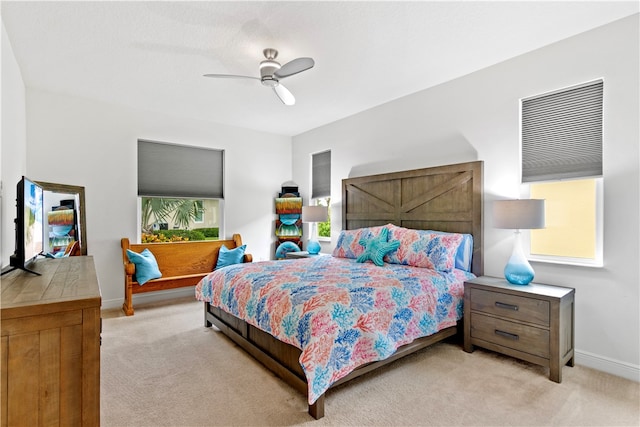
top-left (301, 205), bottom-right (328, 223)
top-left (493, 199), bottom-right (545, 229)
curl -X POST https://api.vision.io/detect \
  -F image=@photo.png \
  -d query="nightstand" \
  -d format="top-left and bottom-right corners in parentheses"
top-left (463, 276), bottom-right (575, 382)
top-left (285, 251), bottom-right (329, 259)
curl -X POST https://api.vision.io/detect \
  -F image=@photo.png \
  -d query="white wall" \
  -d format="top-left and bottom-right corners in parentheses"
top-left (1, 22), bottom-right (27, 265)
top-left (293, 15), bottom-right (640, 381)
top-left (23, 90), bottom-right (291, 308)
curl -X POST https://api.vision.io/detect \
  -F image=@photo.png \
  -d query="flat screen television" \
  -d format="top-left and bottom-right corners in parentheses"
top-left (2, 176), bottom-right (44, 275)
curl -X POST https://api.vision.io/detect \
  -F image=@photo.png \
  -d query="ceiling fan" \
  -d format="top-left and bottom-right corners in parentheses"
top-left (204, 48), bottom-right (314, 106)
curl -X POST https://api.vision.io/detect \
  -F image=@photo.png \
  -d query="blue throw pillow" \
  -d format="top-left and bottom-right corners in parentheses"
top-left (126, 248), bottom-right (162, 285)
top-left (216, 244), bottom-right (247, 269)
top-left (356, 227), bottom-right (400, 267)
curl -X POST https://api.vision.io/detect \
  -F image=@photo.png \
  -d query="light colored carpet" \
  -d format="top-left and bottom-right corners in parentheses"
top-left (101, 297), bottom-right (639, 426)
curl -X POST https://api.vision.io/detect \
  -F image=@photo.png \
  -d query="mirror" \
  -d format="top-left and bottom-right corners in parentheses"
top-left (35, 181), bottom-right (87, 256)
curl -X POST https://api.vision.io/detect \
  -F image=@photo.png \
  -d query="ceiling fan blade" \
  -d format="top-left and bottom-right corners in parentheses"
top-left (203, 74), bottom-right (260, 81)
top-left (274, 57), bottom-right (314, 79)
top-left (273, 84), bottom-right (295, 106)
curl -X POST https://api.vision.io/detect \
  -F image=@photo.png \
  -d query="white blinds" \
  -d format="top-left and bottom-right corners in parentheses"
top-left (522, 80), bottom-right (603, 182)
top-left (138, 140), bottom-right (224, 199)
top-left (311, 150), bottom-right (331, 199)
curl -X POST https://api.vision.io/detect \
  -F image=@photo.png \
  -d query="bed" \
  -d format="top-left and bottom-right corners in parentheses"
top-left (196, 161), bottom-right (483, 419)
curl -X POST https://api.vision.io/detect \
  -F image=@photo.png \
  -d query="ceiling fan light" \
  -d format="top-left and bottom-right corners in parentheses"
top-left (261, 77), bottom-right (279, 88)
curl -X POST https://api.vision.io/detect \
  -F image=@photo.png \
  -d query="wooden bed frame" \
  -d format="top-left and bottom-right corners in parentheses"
top-left (203, 161), bottom-right (483, 419)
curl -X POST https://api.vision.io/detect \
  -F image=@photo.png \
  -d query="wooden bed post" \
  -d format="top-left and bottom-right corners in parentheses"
top-left (204, 302), bottom-right (212, 327)
top-left (309, 395), bottom-right (325, 419)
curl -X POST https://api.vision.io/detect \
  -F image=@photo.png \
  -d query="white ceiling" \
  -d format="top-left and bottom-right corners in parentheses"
top-left (2, 1), bottom-right (638, 136)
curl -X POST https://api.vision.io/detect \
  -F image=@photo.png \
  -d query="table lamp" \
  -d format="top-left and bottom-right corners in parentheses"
top-left (301, 205), bottom-right (328, 255)
top-left (493, 199), bottom-right (545, 285)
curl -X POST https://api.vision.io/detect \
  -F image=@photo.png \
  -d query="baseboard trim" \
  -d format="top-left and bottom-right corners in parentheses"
top-left (101, 287), bottom-right (195, 311)
top-left (575, 349), bottom-right (640, 382)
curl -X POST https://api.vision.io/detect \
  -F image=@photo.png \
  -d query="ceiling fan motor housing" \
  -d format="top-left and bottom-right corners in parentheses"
top-left (260, 48), bottom-right (281, 86)
top-left (260, 62), bottom-right (280, 82)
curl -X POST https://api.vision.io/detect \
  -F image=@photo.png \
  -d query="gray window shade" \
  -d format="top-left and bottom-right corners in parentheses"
top-left (312, 150), bottom-right (331, 199)
top-left (522, 80), bottom-right (603, 182)
top-left (138, 140), bottom-right (224, 198)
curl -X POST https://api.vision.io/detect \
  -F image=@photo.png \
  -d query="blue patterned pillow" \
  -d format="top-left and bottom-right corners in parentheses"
top-left (356, 227), bottom-right (400, 267)
top-left (126, 248), bottom-right (162, 285)
top-left (216, 244), bottom-right (247, 269)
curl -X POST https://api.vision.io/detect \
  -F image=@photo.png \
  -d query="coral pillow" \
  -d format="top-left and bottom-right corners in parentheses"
top-left (427, 230), bottom-right (474, 272)
top-left (385, 224), bottom-right (463, 272)
top-left (332, 225), bottom-right (387, 259)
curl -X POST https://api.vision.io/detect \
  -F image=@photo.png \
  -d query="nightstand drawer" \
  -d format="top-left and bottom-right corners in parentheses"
top-left (470, 313), bottom-right (550, 358)
top-left (470, 288), bottom-right (550, 326)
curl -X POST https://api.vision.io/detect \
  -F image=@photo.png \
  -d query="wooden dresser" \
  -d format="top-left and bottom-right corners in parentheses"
top-left (1, 256), bottom-right (101, 426)
top-left (463, 276), bottom-right (575, 382)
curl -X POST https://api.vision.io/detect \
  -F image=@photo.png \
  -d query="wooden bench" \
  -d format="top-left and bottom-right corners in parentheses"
top-left (121, 234), bottom-right (252, 316)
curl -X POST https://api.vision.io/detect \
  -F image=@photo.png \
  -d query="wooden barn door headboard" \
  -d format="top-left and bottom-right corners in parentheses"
top-left (342, 161), bottom-right (483, 275)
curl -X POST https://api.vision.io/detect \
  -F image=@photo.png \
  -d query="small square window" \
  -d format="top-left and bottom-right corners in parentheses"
top-left (315, 197), bottom-right (331, 239)
top-left (525, 178), bottom-right (603, 267)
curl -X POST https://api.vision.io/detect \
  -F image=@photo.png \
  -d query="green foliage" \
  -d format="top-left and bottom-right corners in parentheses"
top-left (149, 229), bottom-right (206, 241)
top-left (318, 221), bottom-right (331, 238)
top-left (193, 227), bottom-right (219, 238)
top-left (140, 197), bottom-right (205, 233)
top-left (317, 197), bottom-right (331, 238)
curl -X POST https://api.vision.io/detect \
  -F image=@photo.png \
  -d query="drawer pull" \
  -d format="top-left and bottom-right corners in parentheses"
top-left (495, 301), bottom-right (519, 311)
top-left (495, 329), bottom-right (519, 341)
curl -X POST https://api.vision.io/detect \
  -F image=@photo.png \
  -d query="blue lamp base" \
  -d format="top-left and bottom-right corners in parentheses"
top-left (504, 231), bottom-right (535, 285)
top-left (307, 239), bottom-right (321, 255)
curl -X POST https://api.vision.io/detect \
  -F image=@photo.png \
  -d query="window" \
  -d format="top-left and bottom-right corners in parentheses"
top-left (138, 140), bottom-right (223, 242)
top-left (315, 197), bottom-right (331, 238)
top-left (521, 80), bottom-right (603, 266)
top-left (194, 200), bottom-right (204, 223)
top-left (312, 150), bottom-right (331, 238)
top-left (527, 178), bottom-right (602, 266)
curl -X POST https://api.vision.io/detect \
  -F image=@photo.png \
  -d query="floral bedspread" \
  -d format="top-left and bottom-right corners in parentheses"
top-left (195, 255), bottom-right (474, 404)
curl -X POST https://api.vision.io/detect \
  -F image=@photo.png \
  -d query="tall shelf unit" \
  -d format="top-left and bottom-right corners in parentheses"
top-left (275, 184), bottom-right (303, 258)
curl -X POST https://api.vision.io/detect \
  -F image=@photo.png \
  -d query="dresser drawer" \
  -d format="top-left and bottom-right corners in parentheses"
top-left (470, 313), bottom-right (550, 358)
top-left (470, 288), bottom-right (550, 326)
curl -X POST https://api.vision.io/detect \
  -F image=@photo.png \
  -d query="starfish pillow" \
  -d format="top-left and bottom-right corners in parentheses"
top-left (356, 227), bottom-right (400, 267)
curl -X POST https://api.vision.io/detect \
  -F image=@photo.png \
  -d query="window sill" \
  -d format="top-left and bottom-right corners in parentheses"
top-left (529, 256), bottom-right (603, 268)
